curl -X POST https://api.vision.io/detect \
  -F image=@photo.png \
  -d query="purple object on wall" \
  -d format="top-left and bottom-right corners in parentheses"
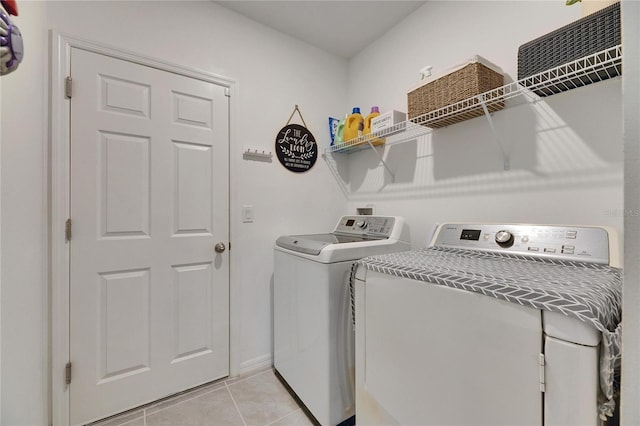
top-left (0, 9), bottom-right (23, 70)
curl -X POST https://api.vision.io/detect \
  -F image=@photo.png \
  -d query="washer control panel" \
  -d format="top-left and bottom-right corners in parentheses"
top-left (434, 223), bottom-right (610, 264)
top-left (334, 215), bottom-right (396, 238)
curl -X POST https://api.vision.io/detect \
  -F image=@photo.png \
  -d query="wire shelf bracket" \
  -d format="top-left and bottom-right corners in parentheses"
top-left (478, 94), bottom-right (510, 171)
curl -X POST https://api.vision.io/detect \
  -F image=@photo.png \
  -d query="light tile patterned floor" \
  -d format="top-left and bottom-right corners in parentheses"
top-left (90, 368), bottom-right (316, 426)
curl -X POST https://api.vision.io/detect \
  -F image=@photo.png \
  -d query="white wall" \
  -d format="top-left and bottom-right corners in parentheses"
top-left (0, 1), bottom-right (49, 423)
top-left (622, 0), bottom-right (640, 423)
top-left (343, 1), bottom-right (624, 253)
top-left (1, 2), bottom-right (347, 424)
top-left (0, 1), bottom-right (630, 424)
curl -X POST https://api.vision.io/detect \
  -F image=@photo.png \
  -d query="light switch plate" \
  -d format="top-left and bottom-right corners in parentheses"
top-left (242, 205), bottom-right (254, 223)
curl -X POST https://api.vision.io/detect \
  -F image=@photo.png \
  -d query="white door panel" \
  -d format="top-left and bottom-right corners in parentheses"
top-left (69, 48), bottom-right (229, 425)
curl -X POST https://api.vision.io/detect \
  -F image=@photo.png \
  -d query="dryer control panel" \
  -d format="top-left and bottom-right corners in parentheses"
top-left (434, 223), bottom-right (611, 264)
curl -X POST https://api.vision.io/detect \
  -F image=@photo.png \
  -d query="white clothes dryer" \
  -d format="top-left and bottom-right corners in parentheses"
top-left (355, 223), bottom-right (622, 426)
top-left (274, 215), bottom-right (410, 426)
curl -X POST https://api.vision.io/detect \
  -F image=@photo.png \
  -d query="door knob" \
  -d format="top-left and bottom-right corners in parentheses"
top-left (214, 242), bottom-right (226, 253)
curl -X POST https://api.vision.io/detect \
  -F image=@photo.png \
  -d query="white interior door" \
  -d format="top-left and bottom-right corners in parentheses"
top-left (69, 48), bottom-right (229, 425)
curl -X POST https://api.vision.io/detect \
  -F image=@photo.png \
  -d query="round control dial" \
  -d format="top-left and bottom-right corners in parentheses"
top-left (495, 230), bottom-right (515, 248)
top-left (355, 220), bottom-right (368, 229)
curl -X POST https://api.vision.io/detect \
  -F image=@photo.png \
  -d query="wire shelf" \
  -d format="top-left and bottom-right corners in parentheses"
top-left (412, 44), bottom-right (622, 128)
top-left (325, 44), bottom-right (622, 156)
top-left (325, 120), bottom-right (432, 154)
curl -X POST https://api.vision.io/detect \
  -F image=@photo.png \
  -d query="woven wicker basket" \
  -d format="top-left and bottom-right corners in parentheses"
top-left (407, 61), bottom-right (504, 128)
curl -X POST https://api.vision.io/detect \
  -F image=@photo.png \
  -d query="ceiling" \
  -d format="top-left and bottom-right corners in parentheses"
top-left (214, 1), bottom-right (427, 59)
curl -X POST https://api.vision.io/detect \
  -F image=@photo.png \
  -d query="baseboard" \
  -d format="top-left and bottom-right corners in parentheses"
top-left (239, 353), bottom-right (272, 376)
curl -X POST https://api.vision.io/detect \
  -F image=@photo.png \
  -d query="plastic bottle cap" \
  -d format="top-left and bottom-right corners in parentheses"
top-left (371, 106), bottom-right (379, 113)
top-left (352, 107), bottom-right (361, 114)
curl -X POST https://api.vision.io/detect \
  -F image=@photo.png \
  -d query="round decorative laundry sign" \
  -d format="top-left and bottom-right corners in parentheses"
top-left (275, 123), bottom-right (317, 173)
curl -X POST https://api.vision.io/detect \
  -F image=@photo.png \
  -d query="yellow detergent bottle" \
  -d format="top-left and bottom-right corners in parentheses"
top-left (363, 106), bottom-right (385, 146)
top-left (342, 107), bottom-right (364, 145)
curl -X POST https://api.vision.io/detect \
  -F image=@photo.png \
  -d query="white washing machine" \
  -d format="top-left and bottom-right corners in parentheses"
top-left (355, 223), bottom-right (622, 426)
top-left (274, 215), bottom-right (410, 426)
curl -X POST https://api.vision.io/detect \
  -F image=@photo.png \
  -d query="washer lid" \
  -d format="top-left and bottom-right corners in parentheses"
top-left (276, 233), bottom-right (383, 255)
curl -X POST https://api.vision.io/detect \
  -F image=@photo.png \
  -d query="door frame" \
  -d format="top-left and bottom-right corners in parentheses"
top-left (50, 31), bottom-right (239, 426)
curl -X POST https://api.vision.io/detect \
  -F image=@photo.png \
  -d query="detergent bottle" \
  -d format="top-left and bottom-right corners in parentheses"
top-left (363, 106), bottom-right (380, 135)
top-left (334, 114), bottom-right (347, 146)
top-left (342, 107), bottom-right (364, 144)
top-left (363, 106), bottom-right (385, 146)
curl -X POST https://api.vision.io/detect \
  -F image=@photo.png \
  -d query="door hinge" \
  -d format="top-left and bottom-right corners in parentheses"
top-left (65, 76), bottom-right (72, 99)
top-left (65, 218), bottom-right (72, 242)
top-left (538, 353), bottom-right (545, 392)
top-left (65, 362), bottom-right (72, 385)
top-left (224, 87), bottom-right (230, 97)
